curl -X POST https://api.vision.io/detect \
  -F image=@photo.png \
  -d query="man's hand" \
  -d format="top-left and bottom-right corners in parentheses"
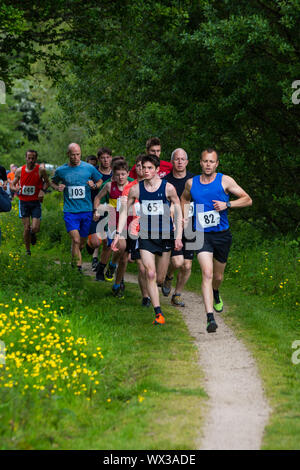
top-left (111, 233), bottom-right (120, 252)
top-left (37, 190), bottom-right (45, 202)
top-left (87, 180), bottom-right (96, 189)
top-left (58, 184), bottom-right (66, 192)
top-left (174, 239), bottom-right (183, 252)
top-left (212, 200), bottom-right (227, 211)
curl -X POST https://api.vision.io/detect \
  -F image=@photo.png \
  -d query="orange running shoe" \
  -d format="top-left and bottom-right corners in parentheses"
top-left (153, 313), bottom-right (165, 325)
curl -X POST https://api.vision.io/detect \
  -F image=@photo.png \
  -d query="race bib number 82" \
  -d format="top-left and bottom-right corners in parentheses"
top-left (198, 210), bottom-right (220, 228)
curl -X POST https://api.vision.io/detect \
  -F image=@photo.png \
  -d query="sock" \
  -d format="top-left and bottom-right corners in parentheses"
top-left (207, 312), bottom-right (215, 322)
top-left (97, 262), bottom-right (106, 272)
top-left (109, 261), bottom-right (117, 268)
top-left (154, 306), bottom-right (162, 316)
top-left (113, 283), bottom-right (120, 290)
top-left (213, 289), bottom-right (220, 303)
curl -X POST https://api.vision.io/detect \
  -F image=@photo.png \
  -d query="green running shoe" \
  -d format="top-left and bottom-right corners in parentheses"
top-left (213, 294), bottom-right (223, 313)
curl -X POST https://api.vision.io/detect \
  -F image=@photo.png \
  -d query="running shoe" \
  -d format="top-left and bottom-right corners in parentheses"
top-left (112, 285), bottom-right (124, 299)
top-left (96, 263), bottom-right (105, 281)
top-left (213, 292), bottom-right (224, 313)
top-left (141, 297), bottom-right (151, 307)
top-left (91, 257), bottom-right (98, 271)
top-left (206, 318), bottom-right (218, 333)
top-left (153, 313), bottom-right (165, 325)
top-left (30, 230), bottom-right (37, 246)
top-left (77, 265), bottom-right (83, 274)
top-left (171, 293), bottom-right (185, 307)
top-left (26, 250), bottom-right (31, 256)
top-left (161, 276), bottom-right (173, 297)
top-left (105, 264), bottom-right (116, 282)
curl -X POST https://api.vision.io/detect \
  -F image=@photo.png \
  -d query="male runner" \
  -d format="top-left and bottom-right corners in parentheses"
top-left (0, 166), bottom-right (11, 244)
top-left (162, 148), bottom-right (194, 307)
top-left (11, 150), bottom-right (50, 255)
top-left (180, 148), bottom-right (252, 333)
top-left (112, 154), bottom-right (182, 324)
top-left (93, 160), bottom-right (131, 297)
top-left (129, 137), bottom-right (173, 180)
top-left (51, 143), bottom-right (103, 272)
top-left (122, 154), bottom-right (151, 307)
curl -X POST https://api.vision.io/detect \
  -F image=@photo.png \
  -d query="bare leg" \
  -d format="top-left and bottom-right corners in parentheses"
top-left (197, 251), bottom-right (214, 314)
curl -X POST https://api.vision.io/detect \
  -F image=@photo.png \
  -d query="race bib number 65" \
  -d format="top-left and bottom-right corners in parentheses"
top-left (142, 200), bottom-right (164, 215)
top-left (198, 209), bottom-right (220, 228)
top-left (68, 186), bottom-right (85, 199)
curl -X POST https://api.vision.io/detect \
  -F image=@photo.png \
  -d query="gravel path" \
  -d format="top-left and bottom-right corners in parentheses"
top-left (83, 263), bottom-right (271, 450)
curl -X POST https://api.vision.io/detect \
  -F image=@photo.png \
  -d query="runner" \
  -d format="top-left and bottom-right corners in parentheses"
top-left (122, 154), bottom-right (151, 307)
top-left (51, 143), bottom-right (103, 272)
top-left (11, 150), bottom-right (50, 255)
top-left (89, 147), bottom-right (113, 271)
top-left (0, 167), bottom-right (11, 244)
top-left (129, 137), bottom-right (173, 180)
top-left (180, 148), bottom-right (252, 333)
top-left (162, 148), bottom-right (194, 307)
top-left (93, 160), bottom-right (132, 297)
top-left (93, 156), bottom-right (134, 282)
top-left (112, 154), bottom-right (183, 324)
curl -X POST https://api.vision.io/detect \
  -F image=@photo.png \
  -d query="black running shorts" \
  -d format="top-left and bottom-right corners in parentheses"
top-left (195, 229), bottom-right (232, 263)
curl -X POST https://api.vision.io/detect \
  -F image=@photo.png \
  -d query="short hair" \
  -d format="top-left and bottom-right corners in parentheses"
top-left (201, 148), bottom-right (219, 160)
top-left (141, 154), bottom-right (160, 169)
top-left (146, 137), bottom-right (161, 152)
top-left (112, 160), bottom-right (129, 173)
top-left (135, 153), bottom-right (147, 165)
top-left (26, 149), bottom-right (38, 159)
top-left (171, 148), bottom-right (188, 161)
top-left (86, 155), bottom-right (97, 163)
top-left (97, 146), bottom-right (112, 158)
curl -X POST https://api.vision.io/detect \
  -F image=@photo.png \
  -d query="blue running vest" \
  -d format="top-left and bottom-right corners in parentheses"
top-left (190, 173), bottom-right (229, 232)
top-left (139, 179), bottom-right (173, 239)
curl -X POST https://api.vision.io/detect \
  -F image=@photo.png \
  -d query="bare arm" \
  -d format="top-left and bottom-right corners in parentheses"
top-left (212, 175), bottom-right (252, 211)
top-left (111, 184), bottom-right (139, 251)
top-left (10, 168), bottom-right (21, 192)
top-left (93, 183), bottom-right (110, 210)
top-left (180, 178), bottom-right (193, 225)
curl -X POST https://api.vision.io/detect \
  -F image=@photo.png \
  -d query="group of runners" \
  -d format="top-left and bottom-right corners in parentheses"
top-left (2, 137), bottom-right (252, 333)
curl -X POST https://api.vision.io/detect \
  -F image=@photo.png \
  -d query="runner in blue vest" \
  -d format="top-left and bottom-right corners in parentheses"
top-left (51, 143), bottom-right (103, 272)
top-left (181, 148), bottom-right (252, 333)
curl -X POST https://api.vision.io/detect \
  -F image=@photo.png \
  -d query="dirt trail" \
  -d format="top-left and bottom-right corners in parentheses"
top-left (83, 263), bottom-right (271, 450)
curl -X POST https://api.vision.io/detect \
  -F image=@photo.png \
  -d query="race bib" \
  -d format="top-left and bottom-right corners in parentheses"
top-left (142, 200), bottom-right (164, 215)
top-left (68, 186), bottom-right (85, 199)
top-left (22, 186), bottom-right (35, 196)
top-left (198, 210), bottom-right (220, 228)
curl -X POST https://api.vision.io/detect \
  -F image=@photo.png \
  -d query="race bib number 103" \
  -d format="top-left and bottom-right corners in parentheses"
top-left (68, 186), bottom-right (85, 199)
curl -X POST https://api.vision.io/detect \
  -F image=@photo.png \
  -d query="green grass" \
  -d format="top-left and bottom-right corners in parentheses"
top-left (0, 194), bottom-right (206, 450)
top-left (181, 218), bottom-right (300, 450)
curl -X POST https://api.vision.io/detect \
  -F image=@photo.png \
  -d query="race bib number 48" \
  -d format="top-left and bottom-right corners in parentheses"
top-left (22, 186), bottom-right (35, 196)
top-left (198, 210), bottom-right (220, 228)
top-left (68, 186), bottom-right (85, 199)
top-left (142, 200), bottom-right (164, 215)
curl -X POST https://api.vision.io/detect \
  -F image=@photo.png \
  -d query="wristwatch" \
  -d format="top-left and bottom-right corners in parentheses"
top-left (226, 201), bottom-right (231, 208)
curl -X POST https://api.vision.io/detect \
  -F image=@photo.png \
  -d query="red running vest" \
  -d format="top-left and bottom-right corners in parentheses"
top-left (18, 164), bottom-right (43, 201)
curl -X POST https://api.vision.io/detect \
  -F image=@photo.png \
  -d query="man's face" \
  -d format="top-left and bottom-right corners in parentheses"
top-left (148, 145), bottom-right (161, 158)
top-left (99, 153), bottom-right (112, 169)
top-left (68, 145), bottom-right (81, 166)
top-left (135, 161), bottom-right (144, 179)
top-left (26, 152), bottom-right (37, 169)
top-left (172, 151), bottom-right (188, 172)
top-left (200, 152), bottom-right (219, 176)
top-left (88, 159), bottom-right (97, 167)
top-left (114, 169), bottom-right (128, 186)
top-left (142, 161), bottom-right (159, 180)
